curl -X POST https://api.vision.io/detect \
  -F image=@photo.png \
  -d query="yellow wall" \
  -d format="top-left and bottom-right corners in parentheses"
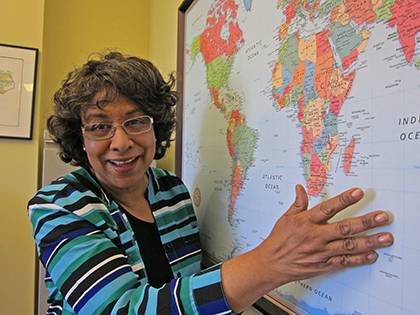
top-left (41, 0), bottom-right (151, 122)
top-left (150, 0), bottom-right (184, 172)
top-left (0, 1), bottom-right (45, 314)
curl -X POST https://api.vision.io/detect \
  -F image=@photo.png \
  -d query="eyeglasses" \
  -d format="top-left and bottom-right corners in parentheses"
top-left (81, 115), bottom-right (154, 140)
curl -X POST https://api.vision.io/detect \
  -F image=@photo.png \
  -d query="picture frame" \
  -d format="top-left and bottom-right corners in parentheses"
top-left (0, 43), bottom-right (38, 139)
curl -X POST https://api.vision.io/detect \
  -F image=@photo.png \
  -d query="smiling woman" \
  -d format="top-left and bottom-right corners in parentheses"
top-left (28, 51), bottom-right (394, 315)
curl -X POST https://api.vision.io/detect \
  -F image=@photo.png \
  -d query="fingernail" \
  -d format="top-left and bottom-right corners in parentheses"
top-left (379, 234), bottom-right (392, 244)
top-left (375, 213), bottom-right (388, 223)
top-left (367, 253), bottom-right (378, 261)
top-left (351, 189), bottom-right (363, 199)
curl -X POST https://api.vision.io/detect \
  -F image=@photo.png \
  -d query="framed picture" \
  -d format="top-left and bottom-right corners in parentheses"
top-left (0, 43), bottom-right (38, 139)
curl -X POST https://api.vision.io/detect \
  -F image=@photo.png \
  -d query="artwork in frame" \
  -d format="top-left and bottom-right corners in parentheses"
top-left (0, 43), bottom-right (38, 139)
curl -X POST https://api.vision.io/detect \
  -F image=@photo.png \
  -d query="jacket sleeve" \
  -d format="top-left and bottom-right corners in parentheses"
top-left (28, 192), bottom-right (232, 314)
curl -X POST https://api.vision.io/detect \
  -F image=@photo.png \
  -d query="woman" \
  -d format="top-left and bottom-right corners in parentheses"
top-left (28, 52), bottom-right (393, 314)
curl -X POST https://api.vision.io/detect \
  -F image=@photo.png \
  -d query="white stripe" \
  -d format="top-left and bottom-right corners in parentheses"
top-left (72, 264), bottom-right (130, 310)
top-left (28, 203), bottom-right (63, 216)
top-left (73, 203), bottom-right (108, 216)
top-left (46, 238), bottom-right (68, 267)
top-left (87, 230), bottom-right (101, 236)
top-left (131, 262), bottom-right (145, 272)
top-left (173, 278), bottom-right (182, 315)
top-left (153, 199), bottom-right (191, 217)
top-left (48, 305), bottom-right (63, 310)
top-left (48, 306), bottom-right (63, 311)
top-left (45, 230), bottom-right (101, 267)
top-left (215, 310), bottom-right (232, 315)
top-left (170, 249), bottom-right (201, 264)
top-left (65, 254), bottom-right (126, 300)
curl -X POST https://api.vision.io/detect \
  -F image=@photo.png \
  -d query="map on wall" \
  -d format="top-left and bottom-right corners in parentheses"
top-left (179, 1), bottom-right (420, 314)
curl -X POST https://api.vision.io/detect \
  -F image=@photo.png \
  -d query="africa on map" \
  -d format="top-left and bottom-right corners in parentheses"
top-left (180, 1), bottom-right (420, 314)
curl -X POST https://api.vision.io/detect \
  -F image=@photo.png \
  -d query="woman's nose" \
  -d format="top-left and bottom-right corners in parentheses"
top-left (109, 126), bottom-right (133, 151)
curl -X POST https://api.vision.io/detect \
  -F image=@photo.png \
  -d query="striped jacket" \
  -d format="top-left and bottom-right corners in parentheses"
top-left (28, 167), bottom-right (232, 314)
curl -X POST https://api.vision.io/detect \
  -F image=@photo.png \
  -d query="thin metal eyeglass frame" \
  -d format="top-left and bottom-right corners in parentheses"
top-left (81, 115), bottom-right (154, 140)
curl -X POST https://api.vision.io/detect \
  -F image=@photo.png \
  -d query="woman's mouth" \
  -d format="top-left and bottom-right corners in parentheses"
top-left (108, 156), bottom-right (138, 165)
top-left (107, 156), bottom-right (140, 173)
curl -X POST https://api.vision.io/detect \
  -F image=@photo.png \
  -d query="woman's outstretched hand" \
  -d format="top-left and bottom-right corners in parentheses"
top-left (222, 185), bottom-right (394, 312)
top-left (257, 185), bottom-right (393, 284)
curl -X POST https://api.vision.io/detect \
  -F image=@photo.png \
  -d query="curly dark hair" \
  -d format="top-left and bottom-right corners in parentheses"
top-left (47, 51), bottom-right (177, 166)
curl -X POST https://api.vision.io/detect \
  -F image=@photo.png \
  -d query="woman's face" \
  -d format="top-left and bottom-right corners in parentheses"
top-left (81, 94), bottom-right (156, 195)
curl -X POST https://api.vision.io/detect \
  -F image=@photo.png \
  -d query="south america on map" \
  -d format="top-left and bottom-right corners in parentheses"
top-left (181, 1), bottom-right (420, 314)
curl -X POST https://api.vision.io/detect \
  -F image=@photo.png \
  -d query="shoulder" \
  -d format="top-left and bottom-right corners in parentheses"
top-left (28, 167), bottom-right (105, 210)
top-left (148, 167), bottom-right (187, 192)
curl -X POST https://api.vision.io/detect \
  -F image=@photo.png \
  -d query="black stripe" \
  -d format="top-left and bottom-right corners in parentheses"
top-left (121, 239), bottom-right (136, 251)
top-left (41, 220), bottom-right (93, 245)
top-left (55, 195), bottom-right (105, 212)
top-left (193, 282), bottom-right (225, 306)
top-left (47, 302), bottom-right (63, 315)
top-left (39, 220), bottom-right (95, 264)
top-left (33, 210), bottom-right (66, 237)
top-left (102, 299), bottom-right (118, 315)
top-left (137, 286), bottom-right (150, 314)
top-left (148, 169), bottom-right (160, 193)
top-left (154, 170), bottom-right (182, 190)
top-left (28, 195), bottom-right (56, 206)
top-left (158, 215), bottom-right (196, 235)
top-left (156, 284), bottom-right (172, 315)
top-left (167, 232), bottom-right (200, 253)
top-left (67, 256), bottom-right (129, 305)
top-left (73, 170), bottom-right (103, 196)
top-left (61, 246), bottom-right (123, 294)
top-left (37, 189), bottom-right (61, 196)
top-left (116, 303), bottom-right (130, 315)
top-left (151, 192), bottom-right (191, 212)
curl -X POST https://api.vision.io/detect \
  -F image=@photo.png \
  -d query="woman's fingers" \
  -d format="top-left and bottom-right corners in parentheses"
top-left (325, 232), bottom-right (394, 257)
top-left (326, 251), bottom-right (379, 268)
top-left (308, 188), bottom-right (364, 223)
top-left (321, 211), bottom-right (391, 241)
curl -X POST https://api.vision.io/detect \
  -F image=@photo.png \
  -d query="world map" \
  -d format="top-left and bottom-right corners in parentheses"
top-left (181, 1), bottom-right (420, 314)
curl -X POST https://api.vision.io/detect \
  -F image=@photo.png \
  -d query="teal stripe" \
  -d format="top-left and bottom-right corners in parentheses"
top-left (107, 287), bottom-right (136, 312)
top-left (155, 212), bottom-right (196, 230)
top-left (33, 193), bottom-right (56, 202)
top-left (144, 286), bottom-right (159, 314)
top-left (55, 190), bottom-right (98, 207)
top-left (49, 237), bottom-right (111, 280)
top-left (128, 283), bottom-right (148, 313)
top-left (160, 225), bottom-right (198, 244)
top-left (81, 272), bottom-right (138, 314)
top-left (39, 183), bottom-right (68, 193)
top-left (30, 205), bottom-right (64, 232)
top-left (154, 203), bottom-right (193, 223)
top-left (191, 269), bottom-right (222, 290)
top-left (151, 184), bottom-right (189, 202)
top-left (36, 213), bottom-right (80, 240)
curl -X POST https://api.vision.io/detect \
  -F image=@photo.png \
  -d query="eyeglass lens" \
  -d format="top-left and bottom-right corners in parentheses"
top-left (83, 116), bottom-right (153, 140)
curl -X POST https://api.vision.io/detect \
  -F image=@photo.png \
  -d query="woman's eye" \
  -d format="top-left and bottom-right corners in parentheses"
top-left (127, 118), bottom-right (144, 126)
top-left (88, 123), bottom-right (112, 131)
